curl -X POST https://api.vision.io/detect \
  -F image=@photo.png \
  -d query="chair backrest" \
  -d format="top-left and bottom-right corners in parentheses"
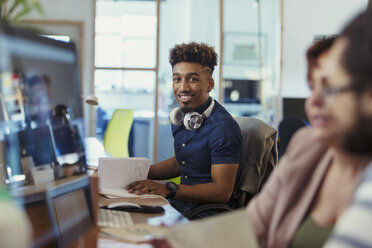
top-left (103, 109), bottom-right (134, 157)
top-left (233, 117), bottom-right (278, 207)
top-left (278, 117), bottom-right (306, 158)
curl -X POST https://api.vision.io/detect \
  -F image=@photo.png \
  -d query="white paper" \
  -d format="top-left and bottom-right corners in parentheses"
top-left (99, 188), bottom-right (161, 199)
top-left (165, 209), bottom-right (259, 248)
top-left (98, 157), bottom-right (150, 189)
top-left (31, 164), bottom-right (54, 184)
top-left (98, 157), bottom-right (154, 198)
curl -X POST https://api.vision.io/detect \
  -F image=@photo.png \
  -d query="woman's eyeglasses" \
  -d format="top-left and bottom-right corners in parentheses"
top-left (321, 84), bottom-right (356, 98)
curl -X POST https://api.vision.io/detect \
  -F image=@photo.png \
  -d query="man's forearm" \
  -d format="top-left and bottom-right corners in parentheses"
top-left (147, 157), bottom-right (181, 180)
top-left (173, 163), bottom-right (238, 203)
top-left (173, 182), bottom-right (233, 204)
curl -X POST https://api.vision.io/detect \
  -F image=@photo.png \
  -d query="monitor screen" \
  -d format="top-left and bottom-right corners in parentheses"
top-left (223, 79), bottom-right (261, 104)
top-left (4, 126), bottom-right (57, 175)
top-left (0, 24), bottom-right (85, 180)
top-left (0, 24), bottom-right (82, 124)
top-left (46, 176), bottom-right (94, 248)
top-left (53, 124), bottom-right (85, 165)
top-left (282, 97), bottom-right (308, 123)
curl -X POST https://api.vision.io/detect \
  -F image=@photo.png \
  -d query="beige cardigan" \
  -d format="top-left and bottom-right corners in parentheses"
top-left (246, 127), bottom-right (333, 248)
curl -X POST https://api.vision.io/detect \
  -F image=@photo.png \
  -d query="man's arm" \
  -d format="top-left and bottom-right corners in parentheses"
top-left (147, 157), bottom-right (181, 180)
top-left (174, 163), bottom-right (239, 203)
top-left (127, 163), bottom-right (238, 203)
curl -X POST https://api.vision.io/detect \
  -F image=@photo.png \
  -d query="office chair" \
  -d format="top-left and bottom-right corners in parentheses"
top-left (103, 109), bottom-right (134, 157)
top-left (277, 117), bottom-right (306, 159)
top-left (184, 117), bottom-right (278, 220)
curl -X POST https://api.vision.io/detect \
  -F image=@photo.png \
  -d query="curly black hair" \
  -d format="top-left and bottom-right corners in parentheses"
top-left (169, 42), bottom-right (218, 74)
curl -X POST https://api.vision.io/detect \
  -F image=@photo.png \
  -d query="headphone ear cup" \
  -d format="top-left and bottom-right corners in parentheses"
top-left (169, 108), bottom-right (184, 126)
top-left (183, 111), bottom-right (203, 130)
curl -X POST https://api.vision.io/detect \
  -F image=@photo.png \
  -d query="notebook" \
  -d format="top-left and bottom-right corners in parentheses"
top-left (98, 157), bottom-right (154, 198)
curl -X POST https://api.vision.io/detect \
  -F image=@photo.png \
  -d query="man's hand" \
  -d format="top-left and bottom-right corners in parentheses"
top-left (126, 180), bottom-right (168, 197)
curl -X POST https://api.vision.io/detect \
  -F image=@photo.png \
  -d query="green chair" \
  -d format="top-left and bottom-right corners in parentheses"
top-left (103, 109), bottom-right (134, 157)
top-left (168, 176), bottom-right (180, 184)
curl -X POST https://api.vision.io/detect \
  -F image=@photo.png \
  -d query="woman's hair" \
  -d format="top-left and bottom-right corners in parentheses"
top-left (340, 9), bottom-right (372, 92)
top-left (306, 36), bottom-right (336, 81)
top-left (169, 42), bottom-right (218, 74)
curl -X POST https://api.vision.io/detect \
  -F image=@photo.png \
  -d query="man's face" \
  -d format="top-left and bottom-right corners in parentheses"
top-left (172, 62), bottom-right (214, 111)
top-left (323, 38), bottom-right (372, 154)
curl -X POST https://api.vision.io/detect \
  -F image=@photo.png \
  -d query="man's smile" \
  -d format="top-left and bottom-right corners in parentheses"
top-left (178, 94), bottom-right (194, 103)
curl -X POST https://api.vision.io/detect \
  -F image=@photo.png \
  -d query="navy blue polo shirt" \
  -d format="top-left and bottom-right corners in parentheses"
top-left (172, 98), bottom-right (242, 186)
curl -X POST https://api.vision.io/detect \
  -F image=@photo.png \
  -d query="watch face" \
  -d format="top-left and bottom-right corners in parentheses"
top-left (167, 182), bottom-right (178, 190)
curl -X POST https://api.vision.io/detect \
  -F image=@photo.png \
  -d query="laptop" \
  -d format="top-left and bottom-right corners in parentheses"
top-left (45, 176), bottom-right (95, 248)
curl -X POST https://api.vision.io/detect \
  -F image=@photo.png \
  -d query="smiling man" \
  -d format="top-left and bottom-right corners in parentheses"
top-left (126, 42), bottom-right (242, 218)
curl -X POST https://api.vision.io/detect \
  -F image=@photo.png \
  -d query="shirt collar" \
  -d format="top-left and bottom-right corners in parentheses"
top-left (193, 97), bottom-right (212, 114)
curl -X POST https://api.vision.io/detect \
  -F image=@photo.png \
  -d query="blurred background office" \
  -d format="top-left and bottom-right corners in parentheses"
top-left (15, 0), bottom-right (369, 165)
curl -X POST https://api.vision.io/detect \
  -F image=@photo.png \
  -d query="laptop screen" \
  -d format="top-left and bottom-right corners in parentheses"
top-left (46, 176), bottom-right (94, 248)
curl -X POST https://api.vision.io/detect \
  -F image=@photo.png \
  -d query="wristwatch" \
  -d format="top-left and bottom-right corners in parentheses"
top-left (165, 182), bottom-right (178, 199)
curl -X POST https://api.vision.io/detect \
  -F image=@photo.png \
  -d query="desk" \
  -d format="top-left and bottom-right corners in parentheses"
top-left (11, 174), bottom-right (98, 248)
top-left (97, 193), bottom-right (188, 247)
top-left (11, 172), bottom-right (187, 247)
top-left (98, 196), bottom-right (187, 227)
top-left (83, 138), bottom-right (187, 245)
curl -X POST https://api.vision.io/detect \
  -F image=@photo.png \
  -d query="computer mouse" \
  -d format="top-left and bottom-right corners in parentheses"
top-left (107, 202), bottom-right (141, 209)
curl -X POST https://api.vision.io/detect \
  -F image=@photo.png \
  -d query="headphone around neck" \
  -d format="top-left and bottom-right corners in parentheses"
top-left (169, 99), bottom-right (215, 131)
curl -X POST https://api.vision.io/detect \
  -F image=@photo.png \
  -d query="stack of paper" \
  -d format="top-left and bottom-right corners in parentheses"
top-left (98, 157), bottom-right (158, 198)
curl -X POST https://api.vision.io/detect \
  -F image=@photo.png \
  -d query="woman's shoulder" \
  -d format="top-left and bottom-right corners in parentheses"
top-left (279, 127), bottom-right (330, 175)
top-left (285, 127), bottom-right (323, 155)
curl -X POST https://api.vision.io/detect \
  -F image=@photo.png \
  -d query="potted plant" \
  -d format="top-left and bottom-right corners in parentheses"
top-left (0, 0), bottom-right (44, 25)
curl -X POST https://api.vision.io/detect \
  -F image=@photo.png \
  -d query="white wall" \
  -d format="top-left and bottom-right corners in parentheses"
top-left (19, 0), bottom-right (370, 131)
top-left (23, 0), bottom-right (95, 135)
top-left (282, 0), bottom-right (368, 98)
top-left (158, 0), bottom-right (220, 97)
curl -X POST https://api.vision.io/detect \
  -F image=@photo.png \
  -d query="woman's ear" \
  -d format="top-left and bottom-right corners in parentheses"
top-left (364, 87), bottom-right (372, 114)
top-left (360, 86), bottom-right (372, 115)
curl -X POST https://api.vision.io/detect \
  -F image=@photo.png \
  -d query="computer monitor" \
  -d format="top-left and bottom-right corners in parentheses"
top-left (223, 79), bottom-right (261, 104)
top-left (0, 24), bottom-right (85, 179)
top-left (4, 126), bottom-right (57, 175)
top-left (53, 123), bottom-right (86, 165)
top-left (0, 24), bottom-right (83, 123)
top-left (45, 176), bottom-right (94, 248)
top-left (282, 97), bottom-right (309, 123)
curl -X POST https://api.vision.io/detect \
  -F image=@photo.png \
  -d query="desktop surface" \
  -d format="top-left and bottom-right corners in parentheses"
top-left (98, 194), bottom-right (187, 227)
top-left (10, 174), bottom-right (98, 248)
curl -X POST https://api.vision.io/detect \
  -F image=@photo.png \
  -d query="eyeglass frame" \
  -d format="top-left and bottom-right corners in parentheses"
top-left (320, 84), bottom-right (359, 98)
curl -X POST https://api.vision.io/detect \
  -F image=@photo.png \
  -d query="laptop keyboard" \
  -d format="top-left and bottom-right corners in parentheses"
top-left (98, 208), bottom-right (134, 227)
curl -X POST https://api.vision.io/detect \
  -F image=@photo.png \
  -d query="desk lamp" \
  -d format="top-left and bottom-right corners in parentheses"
top-left (82, 95), bottom-right (99, 106)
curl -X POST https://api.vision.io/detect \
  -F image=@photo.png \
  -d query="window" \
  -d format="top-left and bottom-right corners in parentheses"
top-left (94, 0), bottom-right (280, 162)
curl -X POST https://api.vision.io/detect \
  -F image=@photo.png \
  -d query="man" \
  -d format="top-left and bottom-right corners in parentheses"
top-left (317, 9), bottom-right (372, 247)
top-left (126, 42), bottom-right (242, 216)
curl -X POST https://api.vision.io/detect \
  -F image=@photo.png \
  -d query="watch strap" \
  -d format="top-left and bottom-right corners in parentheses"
top-left (166, 182), bottom-right (178, 199)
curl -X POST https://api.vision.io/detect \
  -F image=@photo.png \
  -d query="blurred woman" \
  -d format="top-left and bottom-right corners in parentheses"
top-left (246, 35), bottom-right (371, 248)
